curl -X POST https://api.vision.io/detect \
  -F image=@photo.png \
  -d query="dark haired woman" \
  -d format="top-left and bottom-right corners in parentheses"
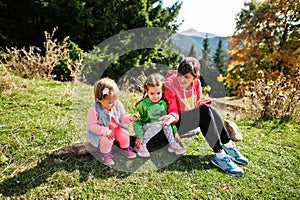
top-left (160, 57), bottom-right (249, 176)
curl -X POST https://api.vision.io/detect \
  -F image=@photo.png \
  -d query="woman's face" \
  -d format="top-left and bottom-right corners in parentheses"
top-left (146, 86), bottom-right (163, 103)
top-left (177, 72), bottom-right (195, 89)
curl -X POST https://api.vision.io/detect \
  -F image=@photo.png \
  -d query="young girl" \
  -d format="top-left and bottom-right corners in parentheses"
top-left (87, 77), bottom-right (140, 166)
top-left (133, 73), bottom-right (186, 157)
top-left (160, 57), bottom-right (249, 176)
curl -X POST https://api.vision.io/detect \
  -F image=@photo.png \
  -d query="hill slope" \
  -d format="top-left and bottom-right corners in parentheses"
top-left (0, 77), bottom-right (299, 199)
top-left (171, 29), bottom-right (230, 58)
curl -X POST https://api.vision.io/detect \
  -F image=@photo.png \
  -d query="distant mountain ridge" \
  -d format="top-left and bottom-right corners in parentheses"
top-left (171, 28), bottom-right (230, 59)
top-left (179, 28), bottom-right (217, 38)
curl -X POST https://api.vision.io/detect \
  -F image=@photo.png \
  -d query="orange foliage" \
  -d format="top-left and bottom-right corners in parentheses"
top-left (224, 0), bottom-right (300, 96)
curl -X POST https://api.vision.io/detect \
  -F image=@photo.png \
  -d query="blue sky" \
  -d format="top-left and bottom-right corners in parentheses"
top-left (163, 0), bottom-right (247, 36)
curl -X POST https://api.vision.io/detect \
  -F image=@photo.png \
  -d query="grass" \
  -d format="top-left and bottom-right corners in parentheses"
top-left (0, 77), bottom-right (299, 199)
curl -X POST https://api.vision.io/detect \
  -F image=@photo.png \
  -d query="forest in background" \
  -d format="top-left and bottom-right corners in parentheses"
top-left (1, 0), bottom-right (299, 121)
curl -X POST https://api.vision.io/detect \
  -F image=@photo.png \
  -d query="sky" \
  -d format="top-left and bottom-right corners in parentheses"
top-left (163, 0), bottom-right (247, 36)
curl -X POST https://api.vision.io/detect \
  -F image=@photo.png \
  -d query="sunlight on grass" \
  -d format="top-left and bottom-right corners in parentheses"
top-left (1, 78), bottom-right (299, 199)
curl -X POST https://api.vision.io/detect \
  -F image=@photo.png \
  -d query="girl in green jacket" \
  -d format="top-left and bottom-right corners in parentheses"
top-left (133, 73), bottom-right (186, 157)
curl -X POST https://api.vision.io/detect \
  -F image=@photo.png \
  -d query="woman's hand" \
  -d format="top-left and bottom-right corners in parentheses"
top-left (106, 129), bottom-right (115, 140)
top-left (198, 98), bottom-right (212, 106)
top-left (158, 115), bottom-right (175, 126)
top-left (135, 138), bottom-right (143, 148)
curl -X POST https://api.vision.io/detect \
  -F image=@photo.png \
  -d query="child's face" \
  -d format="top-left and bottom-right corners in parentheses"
top-left (146, 86), bottom-right (163, 103)
top-left (177, 72), bottom-right (195, 89)
top-left (99, 94), bottom-right (119, 110)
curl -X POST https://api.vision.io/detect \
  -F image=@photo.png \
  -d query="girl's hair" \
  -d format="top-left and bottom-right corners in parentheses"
top-left (94, 77), bottom-right (119, 102)
top-left (177, 57), bottom-right (201, 77)
top-left (135, 73), bottom-right (165, 106)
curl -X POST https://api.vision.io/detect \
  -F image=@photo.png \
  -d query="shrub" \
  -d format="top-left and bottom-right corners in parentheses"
top-left (52, 40), bottom-right (85, 82)
top-left (3, 27), bottom-right (84, 81)
top-left (246, 70), bottom-right (300, 122)
top-left (0, 64), bottom-right (29, 96)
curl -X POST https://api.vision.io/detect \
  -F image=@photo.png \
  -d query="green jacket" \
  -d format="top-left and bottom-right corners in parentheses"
top-left (133, 96), bottom-right (178, 138)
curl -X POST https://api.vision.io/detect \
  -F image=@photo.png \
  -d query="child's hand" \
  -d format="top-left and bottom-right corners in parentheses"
top-left (106, 129), bottom-right (115, 140)
top-left (158, 115), bottom-right (175, 126)
top-left (130, 112), bottom-right (140, 122)
top-left (135, 138), bottom-right (143, 148)
top-left (174, 133), bottom-right (181, 143)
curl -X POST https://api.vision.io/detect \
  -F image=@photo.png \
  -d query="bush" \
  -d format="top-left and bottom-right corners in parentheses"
top-left (246, 70), bottom-right (300, 122)
top-left (3, 27), bottom-right (84, 81)
top-left (0, 64), bottom-right (29, 96)
top-left (52, 40), bottom-right (84, 81)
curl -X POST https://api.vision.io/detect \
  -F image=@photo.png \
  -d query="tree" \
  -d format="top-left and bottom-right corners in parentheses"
top-left (0, 0), bottom-right (42, 47)
top-left (224, 0), bottom-right (300, 95)
top-left (188, 43), bottom-right (197, 58)
top-left (202, 34), bottom-right (211, 61)
top-left (0, 0), bottom-right (182, 51)
top-left (213, 38), bottom-right (226, 75)
top-left (1, 0), bottom-right (183, 82)
top-left (199, 35), bottom-right (210, 88)
top-left (198, 34), bottom-right (225, 98)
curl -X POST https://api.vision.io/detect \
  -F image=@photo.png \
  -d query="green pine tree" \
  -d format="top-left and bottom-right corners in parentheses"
top-left (213, 38), bottom-right (226, 75)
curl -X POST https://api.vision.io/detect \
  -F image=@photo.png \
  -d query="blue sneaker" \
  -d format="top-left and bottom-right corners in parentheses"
top-left (211, 154), bottom-right (244, 176)
top-left (222, 145), bottom-right (249, 165)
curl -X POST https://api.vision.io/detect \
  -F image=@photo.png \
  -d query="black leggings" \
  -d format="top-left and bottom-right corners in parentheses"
top-left (176, 105), bottom-right (231, 153)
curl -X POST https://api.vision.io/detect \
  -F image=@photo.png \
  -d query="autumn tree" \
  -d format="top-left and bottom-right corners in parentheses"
top-left (223, 0), bottom-right (300, 121)
top-left (223, 0), bottom-right (300, 95)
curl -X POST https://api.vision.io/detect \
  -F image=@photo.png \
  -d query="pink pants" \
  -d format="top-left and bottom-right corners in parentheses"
top-left (99, 119), bottom-right (130, 153)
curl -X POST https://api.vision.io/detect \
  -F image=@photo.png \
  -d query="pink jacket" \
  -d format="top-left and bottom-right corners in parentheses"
top-left (164, 70), bottom-right (202, 122)
top-left (86, 101), bottom-right (132, 136)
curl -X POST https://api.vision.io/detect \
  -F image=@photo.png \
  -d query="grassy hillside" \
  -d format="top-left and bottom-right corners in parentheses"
top-left (0, 77), bottom-right (299, 199)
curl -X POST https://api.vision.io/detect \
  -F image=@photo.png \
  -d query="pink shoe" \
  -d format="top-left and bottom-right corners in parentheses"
top-left (134, 144), bottom-right (150, 157)
top-left (168, 142), bottom-right (186, 155)
top-left (102, 152), bottom-right (114, 166)
top-left (122, 146), bottom-right (137, 159)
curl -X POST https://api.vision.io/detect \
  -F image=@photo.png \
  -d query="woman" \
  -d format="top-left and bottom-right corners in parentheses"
top-left (159, 57), bottom-right (248, 176)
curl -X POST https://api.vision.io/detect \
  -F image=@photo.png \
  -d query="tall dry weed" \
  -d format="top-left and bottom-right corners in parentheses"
top-left (3, 27), bottom-right (83, 81)
top-left (0, 64), bottom-right (28, 96)
top-left (246, 70), bottom-right (300, 122)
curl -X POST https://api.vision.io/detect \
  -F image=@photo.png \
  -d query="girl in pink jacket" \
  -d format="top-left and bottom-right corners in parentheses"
top-left (87, 77), bottom-right (140, 166)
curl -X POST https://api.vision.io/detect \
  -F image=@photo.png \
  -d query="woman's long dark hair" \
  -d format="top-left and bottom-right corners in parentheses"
top-left (178, 57), bottom-right (201, 77)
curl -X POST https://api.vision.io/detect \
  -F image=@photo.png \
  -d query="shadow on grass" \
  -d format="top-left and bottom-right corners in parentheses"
top-left (0, 134), bottom-right (214, 197)
top-left (0, 154), bottom-right (118, 196)
top-left (165, 154), bottom-right (213, 172)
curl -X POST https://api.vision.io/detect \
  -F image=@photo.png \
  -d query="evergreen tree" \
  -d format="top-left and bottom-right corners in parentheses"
top-left (0, 0), bottom-right (182, 82)
top-left (213, 38), bottom-right (226, 75)
top-left (188, 43), bottom-right (197, 58)
top-left (199, 34), bottom-right (225, 98)
top-left (200, 34), bottom-right (212, 71)
top-left (202, 34), bottom-right (211, 61)
top-left (0, 0), bottom-right (182, 51)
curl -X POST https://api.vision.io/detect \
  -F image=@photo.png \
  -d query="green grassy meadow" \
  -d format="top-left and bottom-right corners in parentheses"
top-left (0, 77), bottom-right (299, 199)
